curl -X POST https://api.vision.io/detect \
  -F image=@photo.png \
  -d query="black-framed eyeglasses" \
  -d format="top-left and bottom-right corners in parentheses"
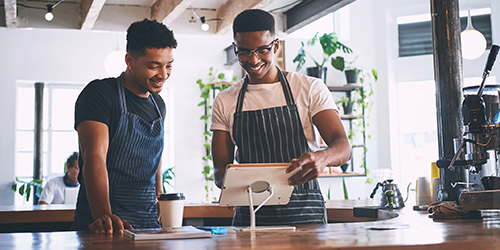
top-left (233, 38), bottom-right (278, 61)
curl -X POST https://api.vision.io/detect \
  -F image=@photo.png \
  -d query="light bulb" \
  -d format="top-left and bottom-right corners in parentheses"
top-left (201, 23), bottom-right (210, 31)
top-left (461, 29), bottom-right (487, 60)
top-left (104, 50), bottom-right (127, 76)
top-left (45, 12), bottom-right (54, 22)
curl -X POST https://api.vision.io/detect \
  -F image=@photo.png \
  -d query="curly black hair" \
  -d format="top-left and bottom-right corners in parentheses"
top-left (66, 152), bottom-right (79, 169)
top-left (233, 9), bottom-right (275, 37)
top-left (126, 18), bottom-right (177, 57)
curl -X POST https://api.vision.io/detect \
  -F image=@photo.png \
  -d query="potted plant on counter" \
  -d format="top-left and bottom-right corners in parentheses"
top-left (11, 177), bottom-right (43, 203)
top-left (293, 32), bottom-right (352, 84)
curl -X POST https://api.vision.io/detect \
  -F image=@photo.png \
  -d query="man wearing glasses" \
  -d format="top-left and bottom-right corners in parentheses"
top-left (211, 9), bottom-right (352, 226)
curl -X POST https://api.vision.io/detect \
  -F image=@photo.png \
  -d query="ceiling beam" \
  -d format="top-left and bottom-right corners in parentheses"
top-left (81, 0), bottom-right (106, 30)
top-left (4, 0), bottom-right (17, 28)
top-left (215, 0), bottom-right (276, 35)
top-left (151, 0), bottom-right (194, 26)
top-left (284, 0), bottom-right (356, 33)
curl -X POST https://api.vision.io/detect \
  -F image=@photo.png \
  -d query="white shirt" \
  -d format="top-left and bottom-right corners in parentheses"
top-left (210, 71), bottom-right (338, 152)
top-left (39, 176), bottom-right (66, 204)
top-left (39, 176), bottom-right (79, 204)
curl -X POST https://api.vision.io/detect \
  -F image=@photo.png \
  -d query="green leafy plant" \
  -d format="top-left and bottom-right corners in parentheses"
top-left (335, 96), bottom-right (353, 115)
top-left (293, 32), bottom-right (353, 71)
top-left (162, 167), bottom-right (175, 194)
top-left (11, 177), bottom-right (43, 202)
top-left (341, 59), bottom-right (378, 186)
top-left (342, 178), bottom-right (349, 200)
top-left (196, 67), bottom-right (237, 201)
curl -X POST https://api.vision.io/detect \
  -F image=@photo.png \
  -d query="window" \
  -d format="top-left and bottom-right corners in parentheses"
top-left (15, 82), bottom-right (84, 205)
top-left (398, 12), bottom-right (492, 57)
top-left (16, 82), bottom-right (84, 180)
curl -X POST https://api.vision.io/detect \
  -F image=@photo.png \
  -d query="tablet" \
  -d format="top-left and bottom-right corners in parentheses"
top-left (218, 163), bottom-right (298, 207)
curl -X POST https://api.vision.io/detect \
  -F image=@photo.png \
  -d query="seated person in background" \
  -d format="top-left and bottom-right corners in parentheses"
top-left (38, 152), bottom-right (79, 205)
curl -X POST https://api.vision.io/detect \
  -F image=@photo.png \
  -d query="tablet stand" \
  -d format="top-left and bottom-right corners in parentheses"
top-left (218, 163), bottom-right (298, 231)
top-left (248, 184), bottom-right (273, 229)
top-left (237, 182), bottom-right (295, 231)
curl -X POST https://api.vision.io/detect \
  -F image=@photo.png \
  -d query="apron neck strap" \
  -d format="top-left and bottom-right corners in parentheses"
top-left (235, 67), bottom-right (295, 113)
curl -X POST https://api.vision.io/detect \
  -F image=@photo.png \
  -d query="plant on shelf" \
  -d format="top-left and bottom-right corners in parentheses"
top-left (336, 96), bottom-right (353, 115)
top-left (196, 67), bottom-right (237, 201)
top-left (11, 177), bottom-right (43, 203)
top-left (337, 57), bottom-right (378, 186)
top-left (293, 32), bottom-right (352, 83)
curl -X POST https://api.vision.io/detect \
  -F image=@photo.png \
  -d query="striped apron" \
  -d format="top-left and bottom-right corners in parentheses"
top-left (72, 74), bottom-right (164, 230)
top-left (232, 67), bottom-right (326, 226)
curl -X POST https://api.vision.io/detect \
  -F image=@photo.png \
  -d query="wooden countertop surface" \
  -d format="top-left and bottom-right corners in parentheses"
top-left (1, 202), bottom-right (500, 249)
top-left (1, 200), bottom-right (500, 249)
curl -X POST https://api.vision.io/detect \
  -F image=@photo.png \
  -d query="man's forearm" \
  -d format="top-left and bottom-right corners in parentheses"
top-left (83, 160), bottom-right (112, 220)
top-left (156, 161), bottom-right (163, 198)
top-left (322, 137), bottom-right (352, 167)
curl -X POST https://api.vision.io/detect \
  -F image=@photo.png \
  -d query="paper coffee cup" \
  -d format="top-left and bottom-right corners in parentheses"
top-left (417, 177), bottom-right (431, 205)
top-left (158, 193), bottom-right (185, 228)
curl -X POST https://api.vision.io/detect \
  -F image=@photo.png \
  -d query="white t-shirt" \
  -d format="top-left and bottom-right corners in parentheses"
top-left (210, 71), bottom-right (338, 152)
top-left (39, 176), bottom-right (66, 204)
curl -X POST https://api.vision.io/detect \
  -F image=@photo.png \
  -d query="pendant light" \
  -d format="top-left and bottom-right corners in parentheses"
top-left (189, 5), bottom-right (220, 32)
top-left (44, 0), bottom-right (65, 22)
top-left (460, 0), bottom-right (487, 60)
top-left (104, 35), bottom-right (126, 76)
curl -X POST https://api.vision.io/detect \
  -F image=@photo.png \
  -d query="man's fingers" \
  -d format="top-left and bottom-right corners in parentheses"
top-left (102, 215), bottom-right (114, 234)
top-left (109, 214), bottom-right (125, 234)
top-left (288, 166), bottom-right (311, 186)
top-left (122, 219), bottom-right (134, 230)
top-left (89, 221), bottom-right (100, 234)
top-left (89, 218), bottom-right (106, 234)
top-left (290, 170), bottom-right (318, 186)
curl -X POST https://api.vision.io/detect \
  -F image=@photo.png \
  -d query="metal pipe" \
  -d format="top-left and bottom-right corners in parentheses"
top-left (430, 0), bottom-right (463, 160)
top-left (431, 0), bottom-right (466, 202)
top-left (33, 82), bottom-right (44, 205)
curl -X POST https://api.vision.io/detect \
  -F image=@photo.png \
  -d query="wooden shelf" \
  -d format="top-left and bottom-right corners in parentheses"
top-left (210, 82), bottom-right (234, 86)
top-left (327, 85), bottom-right (363, 91)
top-left (319, 172), bottom-right (366, 177)
top-left (340, 114), bottom-right (363, 120)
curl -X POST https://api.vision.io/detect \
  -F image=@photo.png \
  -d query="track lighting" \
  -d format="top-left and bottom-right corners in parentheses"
top-left (189, 5), bottom-right (220, 32)
top-left (45, 5), bottom-right (54, 21)
top-left (200, 17), bottom-right (210, 31)
top-left (45, 0), bottom-right (65, 22)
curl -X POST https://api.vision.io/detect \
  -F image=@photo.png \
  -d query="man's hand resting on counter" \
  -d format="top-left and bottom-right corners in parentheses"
top-left (89, 214), bottom-right (133, 234)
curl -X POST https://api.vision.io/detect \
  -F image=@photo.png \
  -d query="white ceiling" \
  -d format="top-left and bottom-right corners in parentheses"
top-left (3, 0), bottom-right (303, 33)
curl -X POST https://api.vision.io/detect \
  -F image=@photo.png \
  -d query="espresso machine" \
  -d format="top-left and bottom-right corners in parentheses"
top-left (436, 45), bottom-right (500, 209)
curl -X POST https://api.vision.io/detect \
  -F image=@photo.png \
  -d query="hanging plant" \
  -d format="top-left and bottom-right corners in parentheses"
top-left (196, 67), bottom-right (237, 201)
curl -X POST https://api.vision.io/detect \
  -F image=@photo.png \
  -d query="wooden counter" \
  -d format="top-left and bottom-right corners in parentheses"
top-left (0, 203), bottom-right (233, 224)
top-left (0, 200), bottom-right (384, 232)
top-left (1, 200), bottom-right (500, 249)
top-left (0, 203), bottom-right (235, 232)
